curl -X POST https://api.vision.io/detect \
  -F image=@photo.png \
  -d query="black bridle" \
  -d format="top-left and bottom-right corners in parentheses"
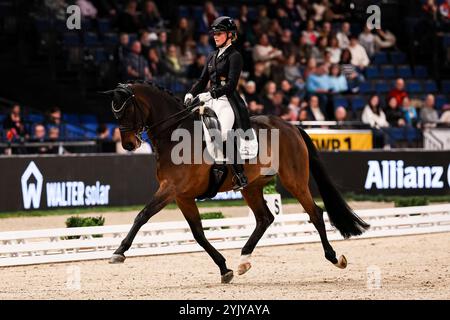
top-left (111, 83), bottom-right (203, 140)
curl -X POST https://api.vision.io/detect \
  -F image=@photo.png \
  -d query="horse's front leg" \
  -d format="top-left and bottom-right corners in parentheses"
top-left (176, 196), bottom-right (234, 284)
top-left (109, 181), bottom-right (175, 263)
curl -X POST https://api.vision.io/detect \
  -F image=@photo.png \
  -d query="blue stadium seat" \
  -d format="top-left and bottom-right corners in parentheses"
top-left (63, 32), bottom-right (80, 47)
top-left (80, 114), bottom-right (98, 124)
top-left (373, 52), bottom-right (388, 65)
top-left (375, 81), bottom-right (390, 93)
top-left (63, 114), bottom-right (80, 124)
top-left (128, 33), bottom-right (138, 44)
top-left (178, 6), bottom-right (190, 18)
top-left (333, 95), bottom-right (349, 109)
top-left (83, 32), bottom-right (99, 47)
top-left (215, 6), bottom-right (225, 16)
top-left (350, 96), bottom-right (366, 112)
top-left (435, 95), bottom-right (447, 110)
top-left (81, 19), bottom-right (94, 31)
top-left (423, 80), bottom-right (438, 93)
top-left (407, 81), bottom-right (423, 93)
top-left (26, 114), bottom-right (45, 124)
top-left (94, 49), bottom-right (108, 64)
top-left (102, 32), bottom-right (119, 46)
top-left (397, 65), bottom-right (412, 78)
top-left (359, 81), bottom-right (373, 94)
top-left (227, 6), bottom-right (239, 18)
top-left (365, 66), bottom-right (379, 79)
top-left (35, 18), bottom-right (51, 32)
top-left (390, 51), bottom-right (406, 64)
top-left (443, 34), bottom-right (450, 47)
top-left (192, 6), bottom-right (203, 20)
top-left (381, 65), bottom-right (396, 79)
top-left (82, 123), bottom-right (98, 139)
top-left (97, 18), bottom-right (111, 34)
top-left (414, 65), bottom-right (428, 78)
top-left (442, 80), bottom-right (450, 94)
top-left (248, 7), bottom-right (257, 20)
top-left (65, 124), bottom-right (87, 139)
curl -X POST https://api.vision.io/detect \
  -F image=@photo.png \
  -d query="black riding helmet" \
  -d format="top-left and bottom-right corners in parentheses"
top-left (209, 16), bottom-right (237, 47)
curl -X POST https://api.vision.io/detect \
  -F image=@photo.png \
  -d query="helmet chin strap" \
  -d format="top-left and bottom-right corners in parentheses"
top-left (217, 32), bottom-right (231, 48)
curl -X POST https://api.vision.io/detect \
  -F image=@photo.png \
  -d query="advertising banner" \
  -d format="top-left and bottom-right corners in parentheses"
top-left (306, 129), bottom-right (373, 151)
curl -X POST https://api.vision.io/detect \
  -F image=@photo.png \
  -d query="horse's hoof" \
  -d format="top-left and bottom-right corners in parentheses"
top-left (237, 262), bottom-right (252, 275)
top-left (221, 270), bottom-right (234, 284)
top-left (109, 254), bottom-right (126, 264)
top-left (334, 255), bottom-right (347, 269)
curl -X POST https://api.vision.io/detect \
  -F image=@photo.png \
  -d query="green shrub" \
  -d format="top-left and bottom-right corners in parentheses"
top-left (65, 216), bottom-right (105, 239)
top-left (394, 197), bottom-right (429, 207)
top-left (263, 177), bottom-right (277, 194)
top-left (200, 212), bottom-right (224, 220)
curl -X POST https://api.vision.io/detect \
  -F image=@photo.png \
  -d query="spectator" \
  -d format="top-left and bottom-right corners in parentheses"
top-left (271, 91), bottom-right (287, 116)
top-left (306, 63), bottom-right (330, 94)
top-left (331, 0), bottom-right (348, 21)
top-left (247, 100), bottom-right (265, 116)
top-left (278, 29), bottom-right (297, 58)
top-left (283, 54), bottom-right (304, 89)
top-left (124, 41), bottom-right (152, 81)
top-left (45, 106), bottom-right (63, 137)
top-left (303, 57), bottom-right (317, 80)
top-left (163, 44), bottom-right (184, 76)
top-left (284, 0), bottom-right (302, 30)
top-left (186, 53), bottom-right (206, 79)
top-left (196, 33), bottom-right (214, 57)
top-left (401, 97), bottom-right (418, 127)
top-left (140, 0), bottom-right (163, 30)
top-left (243, 81), bottom-right (261, 105)
top-left (336, 22), bottom-right (351, 48)
top-left (3, 104), bottom-right (28, 141)
top-left (257, 5), bottom-right (271, 33)
top-left (152, 31), bottom-right (169, 58)
top-left (374, 28), bottom-right (397, 50)
top-left (348, 36), bottom-right (370, 70)
top-left (48, 126), bottom-right (60, 140)
top-left (116, 33), bottom-right (130, 68)
top-left (334, 106), bottom-right (348, 121)
top-left (287, 96), bottom-right (303, 120)
top-left (388, 78), bottom-right (408, 106)
top-left (252, 33), bottom-right (283, 76)
top-left (275, 7), bottom-right (293, 31)
top-left (96, 123), bottom-right (110, 140)
top-left (385, 96), bottom-right (406, 127)
top-left (147, 47), bottom-right (164, 77)
top-left (328, 64), bottom-right (348, 93)
top-left (320, 21), bottom-right (333, 39)
top-left (306, 95), bottom-right (326, 121)
top-left (92, 0), bottom-right (117, 18)
top-left (199, 1), bottom-right (219, 33)
top-left (139, 30), bottom-right (151, 58)
top-left (358, 25), bottom-right (376, 57)
top-left (339, 48), bottom-right (363, 91)
top-left (267, 19), bottom-right (283, 44)
top-left (439, 104), bottom-right (450, 123)
top-left (249, 61), bottom-right (269, 92)
top-left (76, 0), bottom-right (98, 18)
top-left (310, 36), bottom-right (328, 64)
top-left (297, 35), bottom-right (313, 65)
top-left (117, 0), bottom-right (141, 33)
top-left (361, 95), bottom-right (388, 148)
top-left (170, 18), bottom-right (193, 47)
top-left (312, 0), bottom-right (328, 22)
top-left (361, 95), bottom-right (389, 129)
top-left (179, 37), bottom-right (197, 69)
top-left (260, 81), bottom-right (277, 114)
top-left (302, 20), bottom-right (319, 46)
top-left (420, 94), bottom-right (439, 125)
top-left (440, 0), bottom-right (450, 21)
top-left (327, 37), bottom-right (342, 64)
top-left (280, 80), bottom-right (297, 101)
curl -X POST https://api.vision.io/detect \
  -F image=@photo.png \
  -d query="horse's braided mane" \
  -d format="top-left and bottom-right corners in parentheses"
top-left (126, 80), bottom-right (183, 107)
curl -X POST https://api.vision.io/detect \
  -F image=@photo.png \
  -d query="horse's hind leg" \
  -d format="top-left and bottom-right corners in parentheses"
top-left (239, 180), bottom-right (275, 275)
top-left (278, 170), bottom-right (347, 269)
top-left (176, 196), bottom-right (234, 284)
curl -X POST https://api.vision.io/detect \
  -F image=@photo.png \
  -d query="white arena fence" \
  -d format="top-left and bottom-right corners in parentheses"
top-left (1, 204), bottom-right (450, 267)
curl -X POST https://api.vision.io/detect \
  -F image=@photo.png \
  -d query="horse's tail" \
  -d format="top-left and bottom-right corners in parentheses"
top-left (298, 127), bottom-right (370, 238)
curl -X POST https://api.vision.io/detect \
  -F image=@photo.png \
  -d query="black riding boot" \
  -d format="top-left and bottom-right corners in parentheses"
top-left (230, 138), bottom-right (248, 190)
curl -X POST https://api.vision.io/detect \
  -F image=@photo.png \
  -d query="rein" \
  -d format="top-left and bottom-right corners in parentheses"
top-left (112, 83), bottom-right (203, 140)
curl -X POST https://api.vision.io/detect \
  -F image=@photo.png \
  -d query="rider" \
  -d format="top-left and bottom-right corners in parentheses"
top-left (184, 16), bottom-right (252, 190)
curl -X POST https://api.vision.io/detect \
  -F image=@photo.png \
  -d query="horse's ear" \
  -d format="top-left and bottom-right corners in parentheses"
top-left (97, 90), bottom-right (115, 97)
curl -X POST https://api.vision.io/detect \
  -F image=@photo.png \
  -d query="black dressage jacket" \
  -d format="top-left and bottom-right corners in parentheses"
top-left (188, 45), bottom-right (252, 132)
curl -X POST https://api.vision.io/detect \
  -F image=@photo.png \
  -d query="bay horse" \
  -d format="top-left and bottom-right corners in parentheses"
top-left (101, 81), bottom-right (369, 284)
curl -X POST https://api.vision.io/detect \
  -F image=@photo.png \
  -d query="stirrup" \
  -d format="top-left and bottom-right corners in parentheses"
top-left (232, 174), bottom-right (248, 191)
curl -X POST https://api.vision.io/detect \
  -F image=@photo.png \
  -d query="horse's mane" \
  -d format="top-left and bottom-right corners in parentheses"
top-left (126, 80), bottom-right (184, 110)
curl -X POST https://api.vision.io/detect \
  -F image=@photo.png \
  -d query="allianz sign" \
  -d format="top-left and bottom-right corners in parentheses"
top-left (21, 161), bottom-right (110, 210)
top-left (364, 160), bottom-right (449, 190)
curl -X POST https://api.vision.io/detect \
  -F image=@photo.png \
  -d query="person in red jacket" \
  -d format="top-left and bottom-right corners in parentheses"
top-left (388, 78), bottom-right (408, 106)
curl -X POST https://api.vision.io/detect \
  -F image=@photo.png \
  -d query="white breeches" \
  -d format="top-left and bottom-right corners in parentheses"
top-left (204, 96), bottom-right (235, 141)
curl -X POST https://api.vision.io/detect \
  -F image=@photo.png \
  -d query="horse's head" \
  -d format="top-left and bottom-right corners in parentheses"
top-left (101, 83), bottom-right (149, 151)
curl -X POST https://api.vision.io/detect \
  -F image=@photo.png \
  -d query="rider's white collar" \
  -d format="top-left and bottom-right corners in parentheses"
top-left (218, 43), bottom-right (232, 57)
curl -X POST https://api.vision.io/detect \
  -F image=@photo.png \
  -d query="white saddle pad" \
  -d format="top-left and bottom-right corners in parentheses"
top-left (202, 121), bottom-right (258, 162)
